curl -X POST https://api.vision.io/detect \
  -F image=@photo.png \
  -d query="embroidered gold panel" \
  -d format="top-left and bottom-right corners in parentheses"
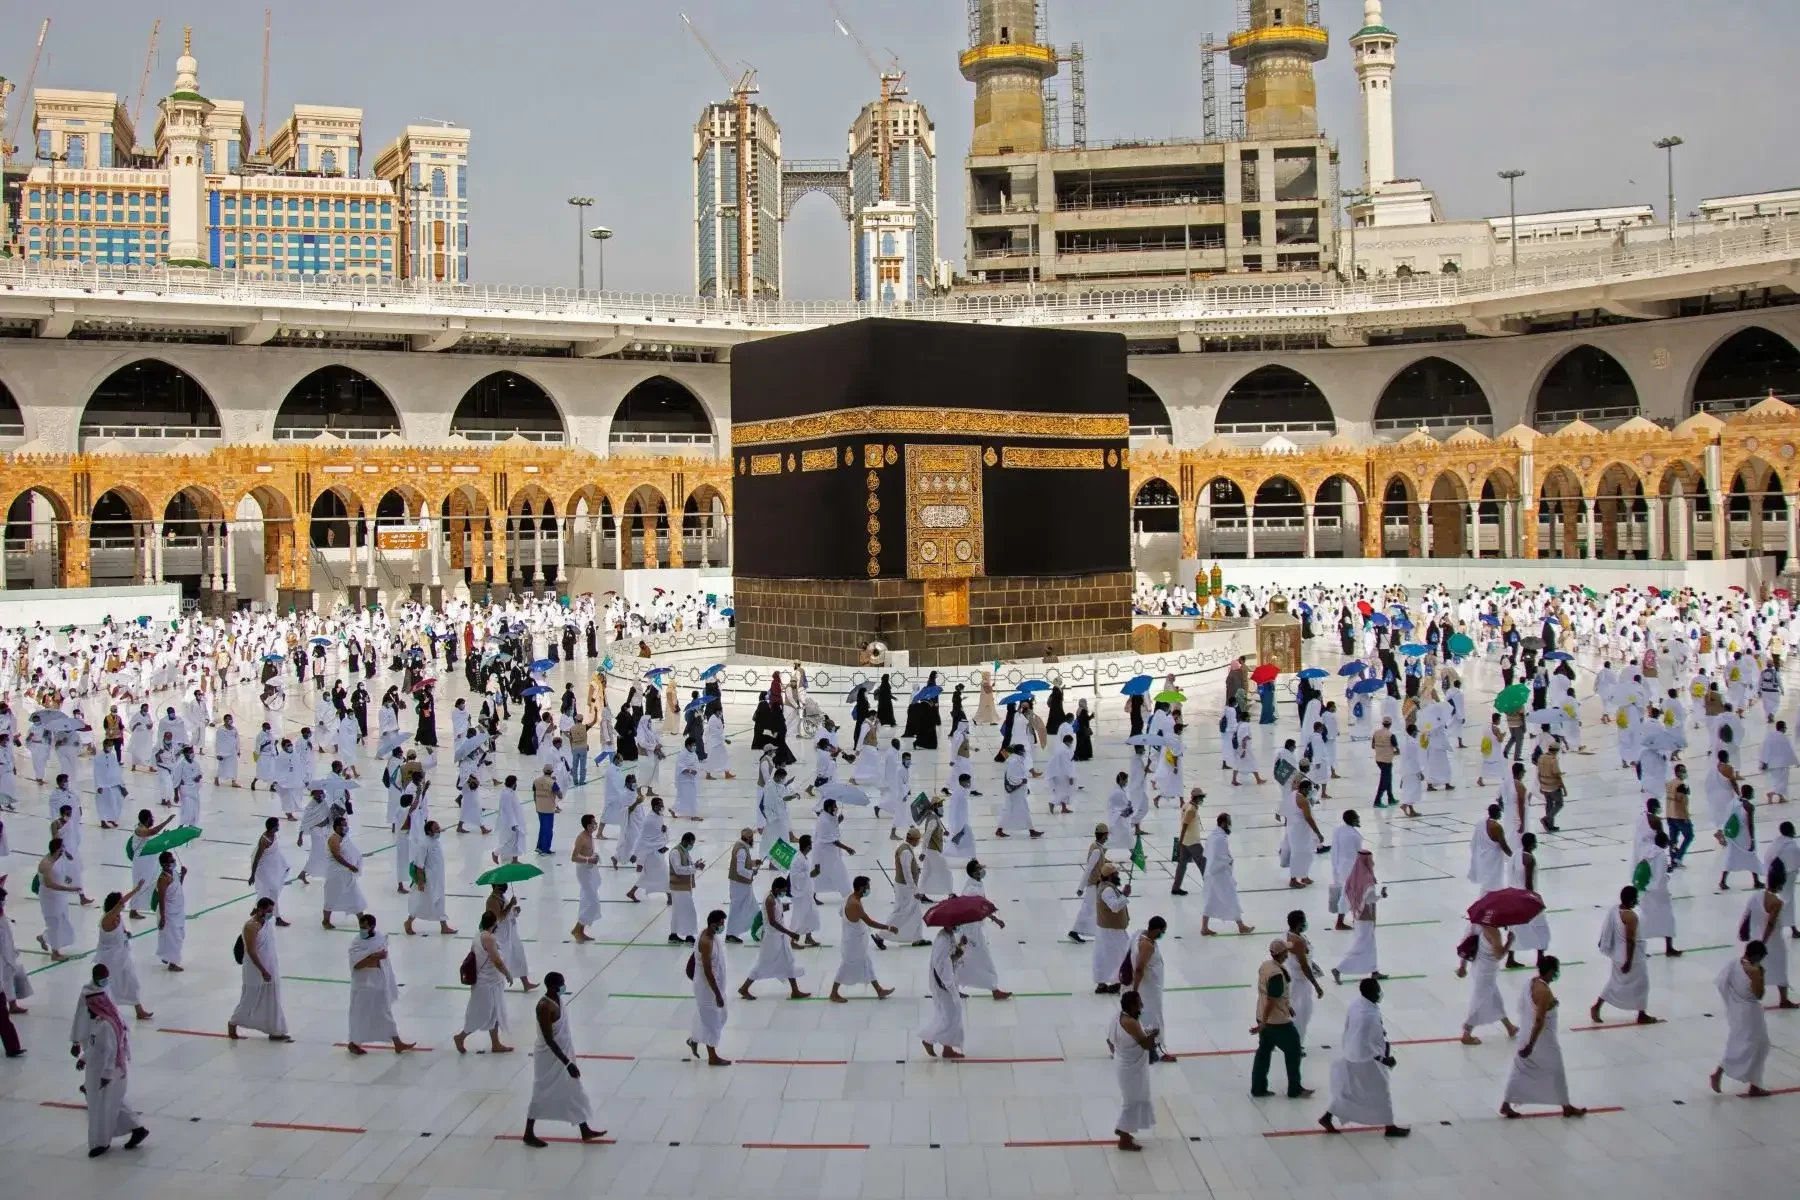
top-left (905, 444), bottom-right (984, 580)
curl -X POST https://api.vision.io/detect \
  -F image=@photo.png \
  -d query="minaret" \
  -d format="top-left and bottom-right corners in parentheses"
top-left (960, 0), bottom-right (1057, 156)
top-left (1228, 0), bottom-right (1329, 141)
top-left (1350, 0), bottom-right (1398, 191)
top-left (159, 27), bottom-right (214, 264)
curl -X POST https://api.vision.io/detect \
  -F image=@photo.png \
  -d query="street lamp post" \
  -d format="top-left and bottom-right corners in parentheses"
top-left (1653, 136), bottom-right (1684, 240)
top-left (36, 149), bottom-right (69, 263)
top-left (1498, 169), bottom-right (1526, 268)
top-left (567, 196), bottom-right (594, 290)
top-left (588, 226), bottom-right (614, 291)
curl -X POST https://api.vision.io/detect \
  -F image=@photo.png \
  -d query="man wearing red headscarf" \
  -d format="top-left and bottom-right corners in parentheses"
top-left (68, 964), bottom-right (149, 1157)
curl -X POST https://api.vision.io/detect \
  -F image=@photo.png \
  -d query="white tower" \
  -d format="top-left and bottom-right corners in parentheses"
top-left (1350, 1), bottom-right (1397, 191)
top-left (159, 27), bottom-right (214, 265)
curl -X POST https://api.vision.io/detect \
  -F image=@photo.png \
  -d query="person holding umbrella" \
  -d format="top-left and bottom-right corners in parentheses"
top-left (919, 899), bottom-right (980, 1059)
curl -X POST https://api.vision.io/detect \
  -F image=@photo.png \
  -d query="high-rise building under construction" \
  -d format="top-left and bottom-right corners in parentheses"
top-left (693, 101), bottom-right (783, 300)
top-left (961, 0), bottom-right (1339, 292)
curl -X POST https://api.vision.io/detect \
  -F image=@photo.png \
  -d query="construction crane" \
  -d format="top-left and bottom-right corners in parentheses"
top-left (829, 1), bottom-right (905, 201)
top-left (7, 18), bottom-right (50, 152)
top-left (131, 20), bottom-right (160, 143)
top-left (680, 12), bottom-right (759, 302)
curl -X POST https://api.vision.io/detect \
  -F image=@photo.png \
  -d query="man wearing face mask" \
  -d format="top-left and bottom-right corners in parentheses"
top-left (1249, 938), bottom-right (1311, 1100)
top-left (521, 971), bottom-right (606, 1147)
top-left (830, 874), bottom-right (897, 1002)
top-left (70, 963), bottom-right (149, 1157)
top-left (346, 913), bottom-right (414, 1056)
top-left (1319, 976), bottom-right (1408, 1137)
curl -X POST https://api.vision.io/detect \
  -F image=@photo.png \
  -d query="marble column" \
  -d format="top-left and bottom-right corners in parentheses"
top-left (223, 521), bottom-right (237, 599)
top-left (152, 522), bottom-right (165, 583)
top-left (1502, 501), bottom-right (1516, 558)
top-left (1670, 492), bottom-right (1687, 560)
top-left (1713, 491), bottom-right (1728, 558)
top-left (1787, 495), bottom-right (1799, 566)
top-left (430, 516), bottom-right (442, 587)
top-left (1646, 498), bottom-right (1662, 561)
top-left (1583, 499), bottom-right (1597, 559)
top-left (555, 515), bottom-right (567, 583)
top-left (1243, 505), bottom-right (1256, 559)
top-left (1302, 502), bottom-right (1315, 558)
top-left (588, 514), bottom-right (600, 568)
top-left (1420, 503), bottom-right (1432, 558)
top-left (362, 518), bottom-right (376, 588)
top-left (1466, 500), bottom-right (1479, 559)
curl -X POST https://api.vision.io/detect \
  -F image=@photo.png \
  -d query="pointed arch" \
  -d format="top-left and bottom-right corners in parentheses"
top-left (1132, 477), bottom-right (1180, 533)
top-left (1532, 345), bottom-right (1639, 427)
top-left (1127, 376), bottom-right (1173, 438)
top-left (275, 365), bottom-right (402, 440)
top-left (1373, 356), bottom-right (1492, 433)
top-left (1690, 326), bottom-right (1800, 415)
top-left (5, 485), bottom-right (74, 588)
top-left (80, 358), bottom-right (222, 447)
top-left (451, 370), bottom-right (567, 443)
top-left (682, 483), bottom-right (731, 568)
top-left (0, 378), bottom-right (25, 438)
top-left (1215, 365), bottom-right (1334, 435)
top-left (609, 376), bottom-right (714, 452)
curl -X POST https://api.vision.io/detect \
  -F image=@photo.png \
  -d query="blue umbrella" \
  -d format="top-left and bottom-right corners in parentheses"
top-left (699, 664), bottom-right (724, 681)
top-left (521, 684), bottom-right (551, 698)
top-left (1399, 644), bottom-right (1429, 656)
top-left (720, 607), bottom-right (734, 618)
top-left (1392, 616), bottom-right (1414, 631)
top-left (1016, 680), bottom-right (1051, 693)
top-left (1120, 675), bottom-right (1154, 697)
top-left (1298, 667), bottom-right (1329, 680)
top-left (135, 615), bottom-right (151, 627)
top-left (1544, 650), bottom-right (1574, 661)
top-left (529, 658), bottom-right (556, 673)
top-left (845, 683), bottom-right (868, 702)
top-left (1368, 613), bottom-right (1390, 628)
top-left (310, 636), bottom-right (333, 646)
top-left (1298, 602), bottom-right (1313, 617)
top-left (999, 691), bottom-right (1034, 706)
top-left (1337, 662), bottom-right (1367, 677)
top-left (685, 695), bottom-right (710, 716)
top-left (911, 684), bottom-right (941, 703)
top-left (1479, 613), bottom-right (1501, 626)
top-left (644, 666), bottom-right (671, 679)
top-left (261, 653), bottom-right (284, 663)
top-left (1349, 677), bottom-right (1386, 695)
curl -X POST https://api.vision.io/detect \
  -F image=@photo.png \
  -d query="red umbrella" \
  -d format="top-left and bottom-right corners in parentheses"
top-left (1729, 585), bottom-right (1746, 593)
top-left (1466, 888), bottom-right (1545, 927)
top-left (411, 678), bottom-right (437, 693)
top-left (1778, 588), bottom-right (1792, 600)
top-left (1251, 663), bottom-right (1280, 685)
top-left (1355, 600), bottom-right (1373, 616)
top-left (1508, 580), bottom-right (1525, 589)
top-left (925, 894), bottom-right (997, 928)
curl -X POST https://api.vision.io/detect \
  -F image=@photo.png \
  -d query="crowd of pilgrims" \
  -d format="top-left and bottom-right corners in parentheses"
top-left (3, 576), bottom-right (1799, 1155)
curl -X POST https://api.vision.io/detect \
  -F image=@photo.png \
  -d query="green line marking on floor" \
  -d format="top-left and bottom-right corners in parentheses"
top-left (282, 975), bottom-right (350, 985)
top-left (1166, 983), bottom-right (1252, 993)
top-left (606, 992), bottom-right (689, 1000)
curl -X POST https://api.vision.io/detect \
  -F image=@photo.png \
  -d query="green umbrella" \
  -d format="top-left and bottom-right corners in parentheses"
top-left (1153, 689), bottom-right (1186, 705)
top-left (1493, 684), bottom-right (1531, 714)
top-left (1582, 587), bottom-right (1599, 599)
top-left (138, 825), bottom-right (203, 858)
top-left (1446, 632), bottom-right (1474, 656)
top-left (1491, 585), bottom-right (1511, 594)
top-left (475, 862), bottom-right (544, 886)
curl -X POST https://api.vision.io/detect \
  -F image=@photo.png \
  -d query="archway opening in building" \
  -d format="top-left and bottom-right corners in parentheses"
top-left (1533, 346), bottom-right (1639, 429)
top-left (79, 360), bottom-right (222, 447)
top-left (1692, 327), bottom-right (1800, 416)
top-left (1127, 377), bottom-right (1173, 439)
top-left (609, 377), bottom-right (712, 452)
top-left (1195, 478), bottom-right (1248, 558)
top-left (1314, 475), bottom-right (1364, 557)
top-left (310, 490), bottom-right (364, 549)
top-left (1215, 366), bottom-right (1334, 435)
top-left (1251, 477), bottom-right (1306, 557)
top-left (451, 371), bottom-right (566, 443)
top-left (1132, 478), bottom-right (1180, 533)
top-left (275, 365), bottom-right (402, 440)
top-left (0, 380), bottom-right (25, 437)
top-left (683, 486), bottom-right (730, 568)
top-left (1374, 357), bottom-right (1492, 434)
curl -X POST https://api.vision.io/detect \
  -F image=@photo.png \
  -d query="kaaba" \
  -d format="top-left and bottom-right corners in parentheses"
top-left (730, 318), bottom-right (1133, 666)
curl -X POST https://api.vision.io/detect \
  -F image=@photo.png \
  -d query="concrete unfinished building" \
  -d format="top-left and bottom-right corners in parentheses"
top-left (961, 0), bottom-right (1338, 291)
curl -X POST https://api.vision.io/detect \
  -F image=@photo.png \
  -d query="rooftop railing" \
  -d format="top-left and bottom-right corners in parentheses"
top-left (1, 218), bottom-right (1795, 331)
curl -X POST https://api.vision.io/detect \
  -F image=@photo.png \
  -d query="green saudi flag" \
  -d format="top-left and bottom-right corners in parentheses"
top-left (749, 911), bottom-right (764, 943)
top-left (768, 838), bottom-right (796, 871)
top-left (1130, 833), bottom-right (1147, 872)
top-left (1631, 860), bottom-right (1652, 892)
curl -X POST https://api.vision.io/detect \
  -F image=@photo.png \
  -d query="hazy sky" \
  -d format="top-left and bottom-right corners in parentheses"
top-left (9, 1), bottom-right (1797, 298)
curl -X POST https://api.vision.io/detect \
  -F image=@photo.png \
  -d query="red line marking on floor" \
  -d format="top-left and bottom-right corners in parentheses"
top-left (1391, 1036), bottom-right (1468, 1047)
top-left (334, 1043), bottom-right (435, 1052)
top-left (1264, 1123), bottom-right (1388, 1138)
top-left (945, 1056), bottom-right (1065, 1064)
top-left (742, 1142), bottom-right (870, 1150)
top-left (1571, 1020), bottom-right (1659, 1032)
top-left (156, 1027), bottom-right (234, 1039)
top-left (734, 1058), bottom-right (850, 1066)
top-left (252, 1121), bottom-right (366, 1134)
top-left (494, 1134), bottom-right (615, 1145)
top-left (574, 1053), bottom-right (637, 1061)
top-left (1004, 1138), bottom-right (1119, 1147)
top-left (1505, 1105), bottom-right (1625, 1119)
top-left (40, 1101), bottom-right (86, 1111)
top-left (1164, 1047), bottom-right (1253, 1058)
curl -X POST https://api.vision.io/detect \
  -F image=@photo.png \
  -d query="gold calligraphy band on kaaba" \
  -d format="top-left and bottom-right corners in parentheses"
top-left (999, 447), bottom-right (1107, 470)
top-left (732, 406), bottom-right (1128, 448)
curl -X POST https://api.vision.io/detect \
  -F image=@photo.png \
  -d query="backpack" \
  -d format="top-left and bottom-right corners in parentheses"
top-left (459, 949), bottom-right (477, 986)
top-left (684, 951), bottom-right (696, 981)
top-left (232, 935), bottom-right (245, 965)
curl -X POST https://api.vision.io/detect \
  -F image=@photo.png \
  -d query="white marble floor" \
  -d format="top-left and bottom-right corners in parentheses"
top-left (2, 630), bottom-right (1798, 1200)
